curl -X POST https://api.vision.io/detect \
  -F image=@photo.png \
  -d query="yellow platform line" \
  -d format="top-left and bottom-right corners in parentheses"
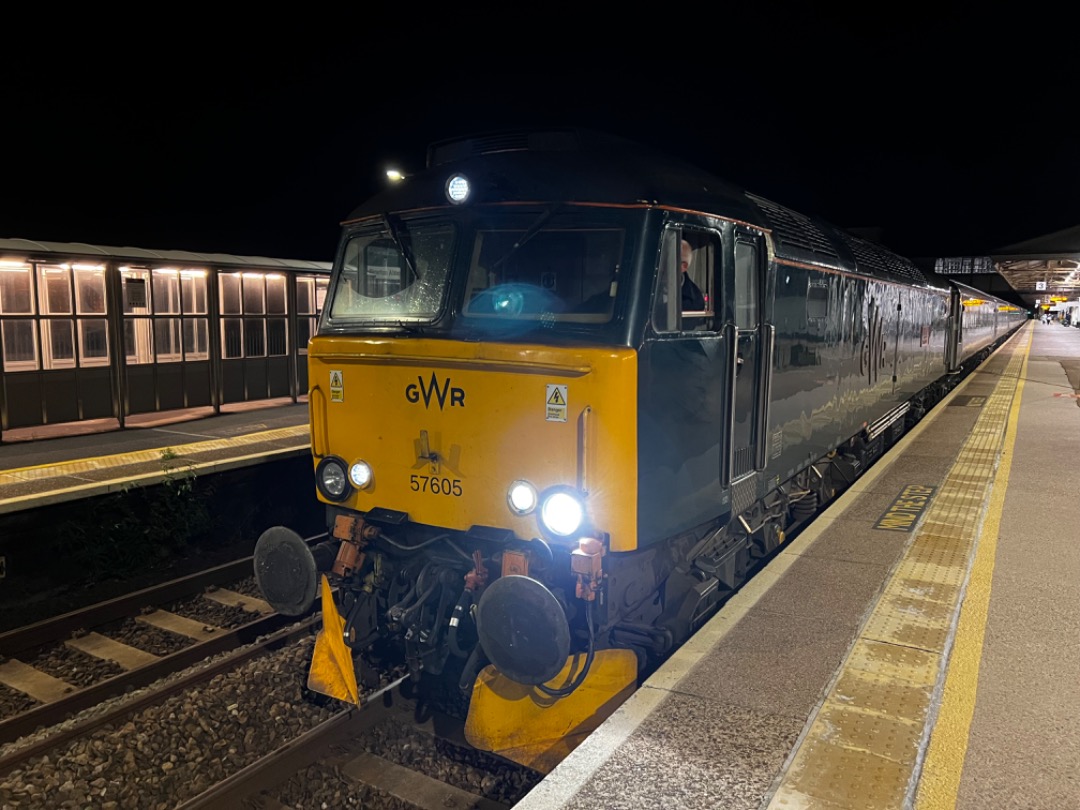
top-left (0, 425), bottom-right (310, 486)
top-left (766, 327), bottom-right (1031, 810)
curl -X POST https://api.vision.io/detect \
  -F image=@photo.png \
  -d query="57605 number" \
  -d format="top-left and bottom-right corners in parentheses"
top-left (410, 475), bottom-right (462, 496)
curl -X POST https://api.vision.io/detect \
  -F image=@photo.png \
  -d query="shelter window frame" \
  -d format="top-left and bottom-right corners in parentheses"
top-left (296, 275), bottom-right (327, 354)
top-left (37, 264), bottom-right (76, 370)
top-left (78, 318), bottom-right (110, 366)
top-left (0, 261), bottom-right (38, 372)
top-left (219, 271), bottom-right (288, 360)
top-left (122, 268), bottom-right (154, 365)
top-left (74, 265), bottom-right (107, 315)
top-left (72, 264), bottom-right (109, 367)
top-left (179, 268), bottom-right (209, 361)
top-left (41, 318), bottom-right (76, 369)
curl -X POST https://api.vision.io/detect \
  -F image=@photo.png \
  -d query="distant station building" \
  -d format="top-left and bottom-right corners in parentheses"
top-left (0, 238), bottom-right (330, 440)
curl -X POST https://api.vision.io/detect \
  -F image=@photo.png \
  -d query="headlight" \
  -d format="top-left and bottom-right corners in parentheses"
top-left (507, 480), bottom-right (537, 515)
top-left (349, 460), bottom-right (373, 489)
top-left (445, 173), bottom-right (470, 204)
top-left (539, 488), bottom-right (586, 538)
top-left (315, 457), bottom-right (352, 502)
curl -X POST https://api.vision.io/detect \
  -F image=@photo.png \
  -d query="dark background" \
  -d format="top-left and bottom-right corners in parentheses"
top-left (4, 13), bottom-right (1077, 264)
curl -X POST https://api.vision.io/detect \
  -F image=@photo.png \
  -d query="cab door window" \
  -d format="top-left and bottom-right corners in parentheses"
top-left (734, 240), bottom-right (758, 329)
top-left (653, 228), bottom-right (721, 332)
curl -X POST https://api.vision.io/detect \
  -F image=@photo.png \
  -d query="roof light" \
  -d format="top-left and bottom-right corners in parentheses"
top-left (446, 173), bottom-right (470, 205)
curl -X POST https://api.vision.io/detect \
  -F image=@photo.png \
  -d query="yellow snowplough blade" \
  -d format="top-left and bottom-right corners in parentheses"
top-left (465, 648), bottom-right (638, 773)
top-left (306, 575), bottom-right (360, 705)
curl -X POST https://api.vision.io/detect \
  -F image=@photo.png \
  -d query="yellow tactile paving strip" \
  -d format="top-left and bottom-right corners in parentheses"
top-left (0, 425), bottom-right (309, 486)
top-left (913, 338), bottom-right (1031, 810)
top-left (767, 329), bottom-right (1030, 810)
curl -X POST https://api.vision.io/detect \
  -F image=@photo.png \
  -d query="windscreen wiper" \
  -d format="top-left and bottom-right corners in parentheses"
top-left (491, 204), bottom-right (561, 272)
top-left (382, 214), bottom-right (418, 282)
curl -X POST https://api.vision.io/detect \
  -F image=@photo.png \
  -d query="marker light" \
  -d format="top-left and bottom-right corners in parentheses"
top-left (349, 460), bottom-right (373, 489)
top-left (540, 490), bottom-right (585, 537)
top-left (315, 457), bottom-right (352, 502)
top-left (507, 480), bottom-right (538, 515)
top-left (445, 173), bottom-right (470, 204)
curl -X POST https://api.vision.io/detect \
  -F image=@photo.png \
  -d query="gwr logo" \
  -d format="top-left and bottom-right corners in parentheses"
top-left (405, 373), bottom-right (465, 410)
top-left (860, 300), bottom-right (888, 385)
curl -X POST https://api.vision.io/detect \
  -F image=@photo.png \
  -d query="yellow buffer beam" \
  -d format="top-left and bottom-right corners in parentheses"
top-left (465, 648), bottom-right (638, 773)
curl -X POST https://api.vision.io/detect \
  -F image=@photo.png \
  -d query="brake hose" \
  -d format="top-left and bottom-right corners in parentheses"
top-left (447, 587), bottom-right (474, 658)
top-left (537, 600), bottom-right (596, 697)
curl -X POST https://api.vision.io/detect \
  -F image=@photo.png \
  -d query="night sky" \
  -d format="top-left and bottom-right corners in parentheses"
top-left (5, 14), bottom-right (1077, 265)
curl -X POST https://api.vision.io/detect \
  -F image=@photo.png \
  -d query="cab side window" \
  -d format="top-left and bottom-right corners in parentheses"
top-left (653, 228), bottom-right (721, 333)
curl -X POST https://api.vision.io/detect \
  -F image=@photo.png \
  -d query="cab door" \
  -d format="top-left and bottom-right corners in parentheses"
top-left (637, 224), bottom-right (728, 541)
top-left (727, 228), bottom-right (768, 486)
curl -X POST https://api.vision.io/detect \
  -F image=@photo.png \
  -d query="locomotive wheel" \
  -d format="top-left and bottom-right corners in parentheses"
top-left (475, 575), bottom-right (571, 686)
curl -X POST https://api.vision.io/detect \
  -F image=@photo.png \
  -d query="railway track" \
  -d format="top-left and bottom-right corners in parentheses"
top-left (174, 687), bottom-right (530, 810)
top-left (0, 542), bottom-right (541, 809)
top-left (0, 540), bottom-right (331, 747)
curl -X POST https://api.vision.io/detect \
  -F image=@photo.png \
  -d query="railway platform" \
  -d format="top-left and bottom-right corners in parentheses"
top-left (0, 399), bottom-right (311, 515)
top-left (515, 319), bottom-right (1079, 810)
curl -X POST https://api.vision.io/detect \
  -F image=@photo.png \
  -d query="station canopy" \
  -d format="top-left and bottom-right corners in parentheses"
top-left (935, 225), bottom-right (1080, 309)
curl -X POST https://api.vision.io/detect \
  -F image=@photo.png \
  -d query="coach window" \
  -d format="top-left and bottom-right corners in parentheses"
top-left (74, 264), bottom-right (109, 366)
top-left (0, 260), bottom-right (37, 371)
top-left (37, 264), bottom-right (75, 369)
top-left (652, 228), bottom-right (719, 333)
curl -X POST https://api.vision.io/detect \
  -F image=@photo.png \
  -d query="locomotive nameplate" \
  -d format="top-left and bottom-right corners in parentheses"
top-left (875, 485), bottom-right (936, 532)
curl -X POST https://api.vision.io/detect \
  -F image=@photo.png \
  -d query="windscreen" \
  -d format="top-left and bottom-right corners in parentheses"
top-left (323, 208), bottom-right (633, 332)
top-left (328, 223), bottom-right (455, 321)
top-left (462, 223), bottom-right (624, 324)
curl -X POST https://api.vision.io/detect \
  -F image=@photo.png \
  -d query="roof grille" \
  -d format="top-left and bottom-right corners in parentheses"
top-left (427, 129), bottom-right (581, 167)
top-left (836, 231), bottom-right (927, 284)
top-left (747, 194), bottom-right (840, 262)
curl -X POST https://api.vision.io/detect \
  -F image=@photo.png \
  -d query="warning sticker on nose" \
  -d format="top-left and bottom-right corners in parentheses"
top-left (546, 384), bottom-right (568, 422)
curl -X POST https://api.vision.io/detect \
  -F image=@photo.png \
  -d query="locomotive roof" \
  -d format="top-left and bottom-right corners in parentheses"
top-left (347, 128), bottom-right (930, 288)
top-left (348, 128), bottom-right (758, 221)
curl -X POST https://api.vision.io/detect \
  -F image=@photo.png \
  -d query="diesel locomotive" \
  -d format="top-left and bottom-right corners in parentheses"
top-left (253, 129), bottom-right (1025, 771)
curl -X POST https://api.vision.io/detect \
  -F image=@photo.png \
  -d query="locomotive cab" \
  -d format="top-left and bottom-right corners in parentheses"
top-left (255, 158), bottom-right (671, 768)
